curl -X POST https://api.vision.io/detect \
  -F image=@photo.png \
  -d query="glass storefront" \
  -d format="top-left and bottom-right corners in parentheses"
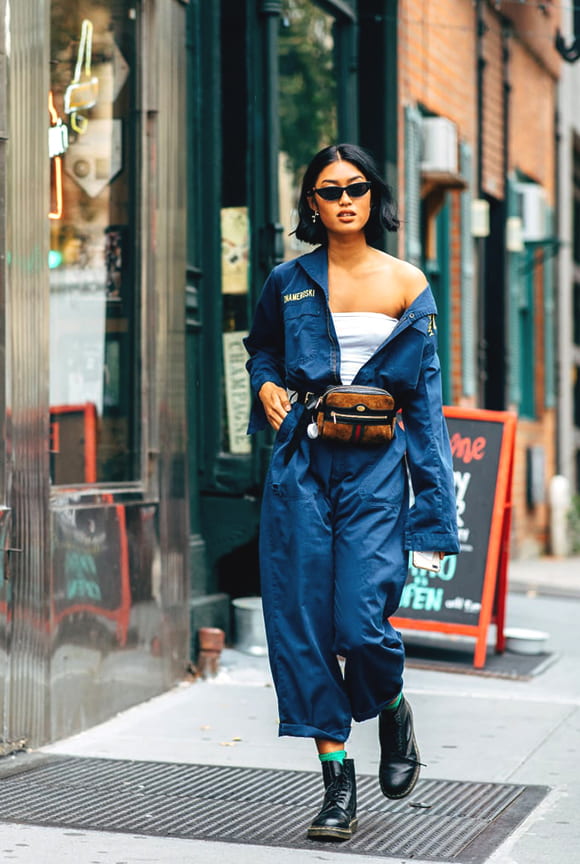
top-left (215, 1), bottom-right (340, 457)
top-left (49, 1), bottom-right (138, 484)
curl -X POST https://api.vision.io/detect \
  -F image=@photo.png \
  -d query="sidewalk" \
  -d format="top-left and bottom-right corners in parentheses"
top-left (0, 559), bottom-right (578, 863)
top-left (507, 555), bottom-right (580, 599)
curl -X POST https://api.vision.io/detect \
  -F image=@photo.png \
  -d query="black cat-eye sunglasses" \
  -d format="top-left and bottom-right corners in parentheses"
top-left (309, 181), bottom-right (372, 202)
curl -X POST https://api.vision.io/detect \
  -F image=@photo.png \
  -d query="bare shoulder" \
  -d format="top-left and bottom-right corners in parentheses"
top-left (388, 258), bottom-right (428, 307)
top-left (362, 250), bottom-right (427, 316)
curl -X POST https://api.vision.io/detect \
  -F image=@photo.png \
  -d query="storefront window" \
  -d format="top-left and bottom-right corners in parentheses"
top-left (216, 1), bottom-right (339, 458)
top-left (220, 2), bottom-right (252, 457)
top-left (279, 0), bottom-right (338, 261)
top-left (49, 1), bottom-right (138, 484)
top-left (221, 206), bottom-right (251, 455)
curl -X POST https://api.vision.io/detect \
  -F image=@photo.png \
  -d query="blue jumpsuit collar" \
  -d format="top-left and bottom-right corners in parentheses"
top-left (296, 246), bottom-right (329, 298)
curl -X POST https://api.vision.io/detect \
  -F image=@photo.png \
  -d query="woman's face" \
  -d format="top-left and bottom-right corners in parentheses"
top-left (309, 159), bottom-right (372, 237)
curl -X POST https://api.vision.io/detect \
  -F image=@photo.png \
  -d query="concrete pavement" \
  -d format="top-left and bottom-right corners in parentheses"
top-left (0, 557), bottom-right (578, 863)
top-left (507, 554), bottom-right (580, 599)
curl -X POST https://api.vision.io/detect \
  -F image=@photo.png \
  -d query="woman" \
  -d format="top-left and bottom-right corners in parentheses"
top-left (244, 143), bottom-right (459, 842)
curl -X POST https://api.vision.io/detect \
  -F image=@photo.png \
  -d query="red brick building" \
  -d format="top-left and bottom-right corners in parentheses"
top-left (397, 0), bottom-right (562, 556)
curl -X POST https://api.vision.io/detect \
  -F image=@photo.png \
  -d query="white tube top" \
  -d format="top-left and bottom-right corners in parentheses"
top-left (332, 312), bottom-right (398, 385)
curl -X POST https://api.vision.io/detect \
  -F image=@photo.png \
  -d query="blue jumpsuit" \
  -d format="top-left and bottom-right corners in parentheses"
top-left (244, 247), bottom-right (459, 743)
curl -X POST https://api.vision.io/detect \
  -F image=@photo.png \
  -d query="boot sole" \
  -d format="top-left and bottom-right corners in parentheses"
top-left (307, 817), bottom-right (358, 841)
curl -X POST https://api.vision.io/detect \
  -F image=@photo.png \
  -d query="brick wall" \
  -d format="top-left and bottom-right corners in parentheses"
top-left (397, 0), bottom-right (560, 556)
top-left (511, 411), bottom-right (556, 557)
top-left (503, 0), bottom-right (561, 79)
top-left (508, 36), bottom-right (558, 554)
top-left (510, 40), bottom-right (557, 203)
top-left (398, 0), bottom-right (477, 259)
top-left (450, 191), bottom-right (464, 404)
top-left (482, 5), bottom-right (504, 199)
top-left (399, 0), bottom-right (476, 139)
top-left (399, 0), bottom-right (477, 400)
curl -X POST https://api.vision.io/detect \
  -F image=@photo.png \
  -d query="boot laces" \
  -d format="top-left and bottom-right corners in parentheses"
top-left (397, 753), bottom-right (426, 768)
top-left (326, 768), bottom-right (351, 809)
top-left (385, 710), bottom-right (426, 768)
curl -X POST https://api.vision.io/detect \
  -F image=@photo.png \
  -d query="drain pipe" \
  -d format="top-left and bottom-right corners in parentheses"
top-left (476, 0), bottom-right (487, 407)
top-left (502, 22), bottom-right (512, 411)
top-left (259, 0), bottom-right (285, 272)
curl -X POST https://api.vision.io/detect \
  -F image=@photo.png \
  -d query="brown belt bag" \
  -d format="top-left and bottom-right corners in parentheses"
top-left (312, 385), bottom-right (397, 445)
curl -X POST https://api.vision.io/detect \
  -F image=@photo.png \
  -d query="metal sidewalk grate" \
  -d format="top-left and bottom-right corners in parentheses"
top-left (0, 756), bottom-right (547, 862)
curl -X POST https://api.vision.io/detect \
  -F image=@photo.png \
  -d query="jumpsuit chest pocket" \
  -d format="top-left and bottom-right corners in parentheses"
top-left (283, 300), bottom-right (323, 365)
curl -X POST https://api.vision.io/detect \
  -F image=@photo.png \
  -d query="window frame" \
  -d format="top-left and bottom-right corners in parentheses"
top-left (48, 0), bottom-right (145, 491)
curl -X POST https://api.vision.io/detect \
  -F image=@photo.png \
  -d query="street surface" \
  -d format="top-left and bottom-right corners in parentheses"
top-left (0, 556), bottom-right (578, 863)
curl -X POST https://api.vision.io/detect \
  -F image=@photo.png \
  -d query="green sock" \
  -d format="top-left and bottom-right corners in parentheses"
top-left (319, 749), bottom-right (346, 764)
top-left (383, 692), bottom-right (403, 712)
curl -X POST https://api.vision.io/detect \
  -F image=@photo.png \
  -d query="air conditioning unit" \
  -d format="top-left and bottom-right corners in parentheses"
top-left (420, 117), bottom-right (458, 174)
top-left (516, 182), bottom-right (546, 242)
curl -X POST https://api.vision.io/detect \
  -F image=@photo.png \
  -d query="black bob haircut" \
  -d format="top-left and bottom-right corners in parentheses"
top-left (294, 143), bottom-right (400, 246)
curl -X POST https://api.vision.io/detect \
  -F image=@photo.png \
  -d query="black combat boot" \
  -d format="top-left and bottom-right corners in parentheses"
top-left (307, 758), bottom-right (358, 841)
top-left (378, 696), bottom-right (421, 799)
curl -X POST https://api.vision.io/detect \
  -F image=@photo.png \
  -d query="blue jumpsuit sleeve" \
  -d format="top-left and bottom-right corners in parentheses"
top-left (401, 332), bottom-right (460, 555)
top-left (243, 269), bottom-right (286, 433)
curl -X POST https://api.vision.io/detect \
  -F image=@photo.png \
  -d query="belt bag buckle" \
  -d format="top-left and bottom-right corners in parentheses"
top-left (315, 386), bottom-right (396, 445)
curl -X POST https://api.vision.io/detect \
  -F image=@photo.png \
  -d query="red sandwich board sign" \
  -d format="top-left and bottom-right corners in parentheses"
top-left (392, 407), bottom-right (517, 668)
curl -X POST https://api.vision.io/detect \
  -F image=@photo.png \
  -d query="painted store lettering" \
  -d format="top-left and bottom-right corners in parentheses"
top-left (400, 583), bottom-right (444, 612)
top-left (444, 596), bottom-right (482, 614)
top-left (450, 433), bottom-right (486, 464)
top-left (454, 470), bottom-right (472, 529)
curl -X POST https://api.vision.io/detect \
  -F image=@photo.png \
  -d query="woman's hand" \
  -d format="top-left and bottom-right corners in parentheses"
top-left (258, 382), bottom-right (291, 431)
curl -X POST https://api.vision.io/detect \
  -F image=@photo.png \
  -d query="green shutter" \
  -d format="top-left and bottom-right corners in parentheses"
top-left (437, 201), bottom-right (451, 404)
top-left (507, 175), bottom-right (522, 407)
top-left (544, 207), bottom-right (555, 409)
top-left (404, 105), bottom-right (422, 268)
top-left (519, 245), bottom-right (535, 418)
top-left (460, 141), bottom-right (476, 397)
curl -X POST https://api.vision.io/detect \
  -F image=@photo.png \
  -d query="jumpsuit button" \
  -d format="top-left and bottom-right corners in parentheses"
top-left (409, 312), bottom-right (415, 318)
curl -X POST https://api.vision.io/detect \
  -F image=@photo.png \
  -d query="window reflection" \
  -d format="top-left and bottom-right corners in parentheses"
top-left (279, 0), bottom-right (338, 261)
top-left (49, 1), bottom-right (137, 485)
